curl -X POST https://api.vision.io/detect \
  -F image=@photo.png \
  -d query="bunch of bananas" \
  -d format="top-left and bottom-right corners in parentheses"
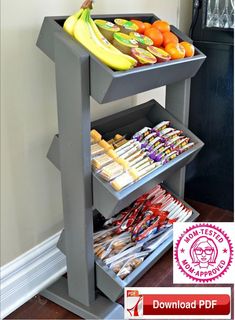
top-left (63, 8), bottom-right (137, 71)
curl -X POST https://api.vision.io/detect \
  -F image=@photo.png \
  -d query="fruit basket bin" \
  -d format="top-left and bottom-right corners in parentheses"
top-left (57, 189), bottom-right (200, 302)
top-left (37, 14), bottom-right (206, 104)
top-left (47, 99), bottom-right (204, 218)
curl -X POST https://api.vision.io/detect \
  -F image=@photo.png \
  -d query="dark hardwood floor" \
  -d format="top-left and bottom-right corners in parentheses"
top-left (6, 200), bottom-right (234, 319)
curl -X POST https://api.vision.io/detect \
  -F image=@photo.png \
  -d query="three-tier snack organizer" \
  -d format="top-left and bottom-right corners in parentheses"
top-left (37, 13), bottom-right (206, 319)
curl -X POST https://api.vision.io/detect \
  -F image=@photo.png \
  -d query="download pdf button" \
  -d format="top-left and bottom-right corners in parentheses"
top-left (124, 287), bottom-right (231, 319)
top-left (143, 294), bottom-right (230, 316)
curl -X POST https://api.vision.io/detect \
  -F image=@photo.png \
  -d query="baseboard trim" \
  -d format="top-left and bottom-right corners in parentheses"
top-left (0, 231), bottom-right (66, 319)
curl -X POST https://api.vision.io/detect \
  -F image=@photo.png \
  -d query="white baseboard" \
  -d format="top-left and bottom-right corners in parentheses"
top-left (0, 231), bottom-right (66, 319)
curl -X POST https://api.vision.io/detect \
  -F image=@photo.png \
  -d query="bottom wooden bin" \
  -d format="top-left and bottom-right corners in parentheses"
top-left (57, 194), bottom-right (200, 302)
top-left (95, 196), bottom-right (199, 302)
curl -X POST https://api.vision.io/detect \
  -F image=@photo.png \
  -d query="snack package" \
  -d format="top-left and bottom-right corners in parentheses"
top-left (141, 132), bottom-right (158, 146)
top-left (181, 209), bottom-right (193, 221)
top-left (113, 138), bottom-right (128, 148)
top-left (99, 161), bottom-right (127, 181)
top-left (104, 241), bottom-right (135, 261)
top-left (116, 201), bottom-right (148, 234)
top-left (107, 135), bottom-right (128, 149)
top-left (137, 162), bottom-right (160, 178)
top-left (143, 228), bottom-right (173, 251)
top-left (131, 157), bottom-right (153, 170)
top-left (132, 127), bottom-right (152, 142)
top-left (116, 251), bottom-right (150, 279)
top-left (167, 205), bottom-right (185, 220)
top-left (118, 143), bottom-right (141, 159)
top-left (153, 121), bottom-right (170, 132)
top-left (159, 127), bottom-right (175, 136)
top-left (109, 254), bottom-right (134, 274)
top-left (162, 150), bottom-right (179, 164)
top-left (165, 135), bottom-right (182, 147)
top-left (90, 129), bottom-right (102, 144)
top-left (111, 168), bottom-right (139, 191)
top-left (128, 153), bottom-right (147, 166)
top-left (176, 209), bottom-right (190, 222)
top-left (149, 145), bottom-right (172, 162)
top-left (163, 129), bottom-right (183, 140)
top-left (94, 238), bottom-right (114, 259)
top-left (91, 139), bottom-right (113, 158)
top-left (104, 211), bottom-right (128, 227)
top-left (152, 142), bottom-right (165, 154)
top-left (91, 143), bottom-right (105, 158)
top-left (100, 232), bottom-right (132, 260)
top-left (135, 214), bottom-right (163, 242)
top-left (174, 137), bottom-right (190, 149)
top-left (131, 207), bottom-right (161, 241)
top-left (104, 242), bottom-right (143, 266)
top-left (114, 140), bottom-right (135, 155)
top-left (93, 226), bottom-right (117, 243)
top-left (145, 136), bottom-right (165, 151)
top-left (92, 153), bottom-right (114, 170)
top-left (178, 142), bottom-right (195, 153)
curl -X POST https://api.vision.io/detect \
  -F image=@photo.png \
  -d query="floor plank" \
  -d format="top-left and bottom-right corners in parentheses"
top-left (6, 200), bottom-right (234, 319)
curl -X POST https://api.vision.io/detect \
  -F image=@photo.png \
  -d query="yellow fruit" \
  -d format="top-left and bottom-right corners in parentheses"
top-left (63, 9), bottom-right (83, 36)
top-left (74, 9), bottom-right (133, 71)
top-left (88, 16), bottom-right (137, 67)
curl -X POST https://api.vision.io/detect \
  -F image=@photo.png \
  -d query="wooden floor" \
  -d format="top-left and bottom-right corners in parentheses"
top-left (6, 200), bottom-right (234, 319)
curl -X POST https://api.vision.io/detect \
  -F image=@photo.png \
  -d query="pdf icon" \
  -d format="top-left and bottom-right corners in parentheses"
top-left (125, 290), bottom-right (143, 317)
top-left (173, 223), bottom-right (234, 284)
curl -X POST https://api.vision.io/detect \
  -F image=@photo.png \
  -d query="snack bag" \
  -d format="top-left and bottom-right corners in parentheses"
top-left (143, 228), bottom-right (173, 251)
top-left (116, 251), bottom-right (150, 279)
top-left (100, 232), bottom-right (131, 260)
top-left (153, 121), bottom-right (170, 132)
top-left (94, 234), bottom-right (117, 259)
top-left (104, 242), bottom-right (143, 266)
top-left (132, 127), bottom-right (152, 142)
top-left (93, 226), bottom-right (117, 244)
top-left (109, 254), bottom-right (133, 274)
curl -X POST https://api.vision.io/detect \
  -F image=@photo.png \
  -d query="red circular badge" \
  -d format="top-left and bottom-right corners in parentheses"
top-left (174, 224), bottom-right (233, 282)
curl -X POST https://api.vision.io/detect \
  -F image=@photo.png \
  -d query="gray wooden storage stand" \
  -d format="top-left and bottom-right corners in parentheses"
top-left (36, 14), bottom-right (206, 319)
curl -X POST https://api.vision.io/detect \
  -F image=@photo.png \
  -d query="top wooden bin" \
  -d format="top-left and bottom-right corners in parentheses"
top-left (36, 13), bottom-right (206, 104)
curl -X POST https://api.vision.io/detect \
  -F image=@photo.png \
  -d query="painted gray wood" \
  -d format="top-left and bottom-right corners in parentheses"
top-left (37, 15), bottom-right (206, 103)
top-left (165, 79), bottom-right (192, 197)
top-left (36, 12), bottom-right (206, 318)
top-left (41, 277), bottom-right (124, 319)
top-left (54, 32), bottom-right (94, 306)
top-left (47, 99), bottom-right (204, 217)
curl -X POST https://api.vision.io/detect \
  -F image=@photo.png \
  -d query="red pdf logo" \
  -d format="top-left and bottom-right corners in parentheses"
top-left (126, 291), bottom-right (143, 317)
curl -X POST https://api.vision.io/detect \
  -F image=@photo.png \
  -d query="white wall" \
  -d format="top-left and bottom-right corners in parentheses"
top-left (1, 0), bottom-right (193, 266)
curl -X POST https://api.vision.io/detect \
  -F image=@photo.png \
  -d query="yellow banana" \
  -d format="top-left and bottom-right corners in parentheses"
top-left (63, 9), bottom-right (83, 36)
top-left (74, 9), bottom-right (133, 71)
top-left (88, 15), bottom-right (137, 67)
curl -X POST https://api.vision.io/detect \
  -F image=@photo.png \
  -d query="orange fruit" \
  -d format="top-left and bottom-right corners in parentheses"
top-left (131, 19), bottom-right (145, 34)
top-left (180, 41), bottom-right (195, 57)
top-left (152, 20), bottom-right (170, 33)
top-left (162, 31), bottom-right (179, 48)
top-left (165, 43), bottom-right (185, 59)
top-left (144, 27), bottom-right (163, 47)
top-left (143, 22), bottom-right (152, 30)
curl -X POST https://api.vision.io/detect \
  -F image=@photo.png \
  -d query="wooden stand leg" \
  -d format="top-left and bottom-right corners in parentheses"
top-left (165, 79), bottom-right (191, 197)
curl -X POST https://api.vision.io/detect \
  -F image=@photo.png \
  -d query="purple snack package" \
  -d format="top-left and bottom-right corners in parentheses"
top-left (162, 150), bottom-right (179, 164)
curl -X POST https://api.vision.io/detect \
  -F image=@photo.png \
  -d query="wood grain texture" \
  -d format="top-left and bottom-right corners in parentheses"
top-left (6, 200), bottom-right (234, 319)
